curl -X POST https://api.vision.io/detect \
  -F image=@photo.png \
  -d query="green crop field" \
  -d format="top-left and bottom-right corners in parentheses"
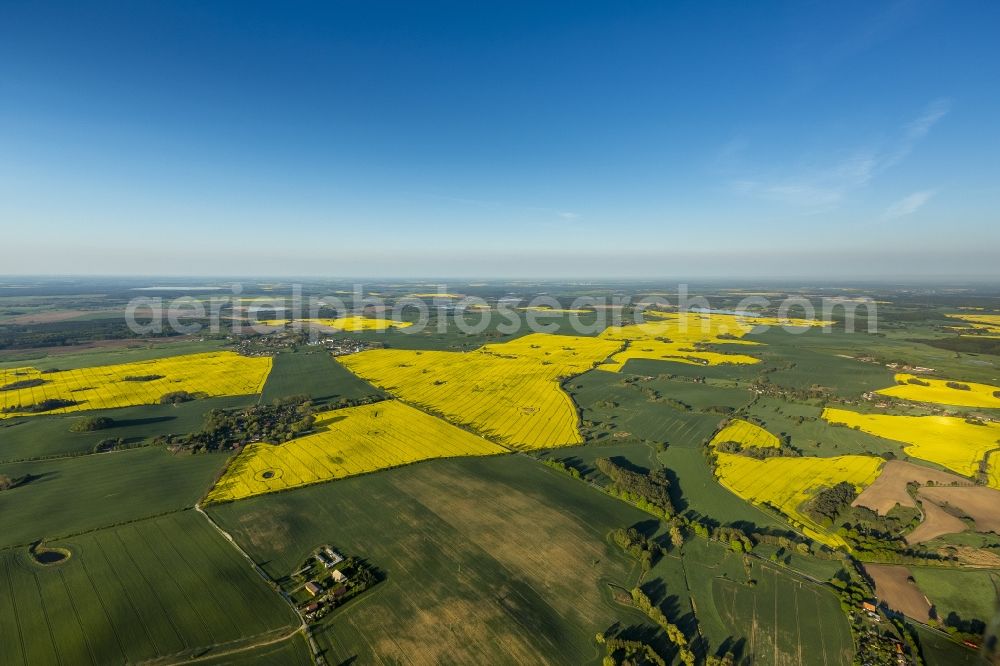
top-left (0, 447), bottom-right (228, 548)
top-left (618, 356), bottom-right (765, 381)
top-left (0, 511), bottom-right (298, 665)
top-left (659, 446), bottom-right (790, 530)
top-left (209, 454), bottom-right (654, 665)
top-left (744, 396), bottom-right (906, 457)
top-left (0, 394), bottom-right (256, 462)
top-left (569, 371), bottom-right (724, 447)
top-left (914, 624), bottom-right (981, 666)
top-left (570, 369), bottom-right (754, 414)
top-left (910, 567), bottom-right (1000, 628)
top-left (711, 557), bottom-right (853, 665)
top-left (262, 349), bottom-right (381, 404)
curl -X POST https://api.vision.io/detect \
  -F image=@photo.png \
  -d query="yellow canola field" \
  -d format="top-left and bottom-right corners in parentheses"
top-left (714, 453), bottom-right (883, 549)
top-left (0, 352), bottom-right (271, 419)
top-left (711, 419), bottom-right (781, 449)
top-left (339, 332), bottom-right (621, 449)
top-left (822, 408), bottom-right (1000, 483)
top-left (596, 312), bottom-right (766, 372)
top-left (877, 373), bottom-right (1000, 408)
top-left (260, 316), bottom-right (413, 331)
top-left (205, 400), bottom-right (506, 502)
top-left (944, 313), bottom-right (1000, 336)
top-left (988, 455), bottom-right (1000, 491)
top-left (644, 310), bottom-right (828, 330)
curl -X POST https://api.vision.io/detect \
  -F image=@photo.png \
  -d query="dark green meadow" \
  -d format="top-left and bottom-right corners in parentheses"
top-left (0, 511), bottom-right (298, 666)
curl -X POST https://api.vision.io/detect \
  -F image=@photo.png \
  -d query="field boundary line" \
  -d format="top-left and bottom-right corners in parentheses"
top-left (192, 505), bottom-right (313, 662)
top-left (0, 506), bottom-right (198, 553)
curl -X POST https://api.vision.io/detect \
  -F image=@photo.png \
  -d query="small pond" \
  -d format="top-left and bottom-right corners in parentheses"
top-left (30, 547), bottom-right (70, 565)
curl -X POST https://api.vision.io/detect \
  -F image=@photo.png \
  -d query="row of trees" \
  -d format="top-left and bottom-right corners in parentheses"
top-left (629, 588), bottom-right (696, 666)
top-left (2, 398), bottom-right (78, 414)
top-left (596, 458), bottom-right (675, 518)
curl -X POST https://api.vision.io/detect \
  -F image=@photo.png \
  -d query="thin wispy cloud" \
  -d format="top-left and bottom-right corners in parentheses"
top-left (883, 189), bottom-right (936, 218)
top-left (882, 98), bottom-right (951, 170)
top-left (731, 99), bottom-right (950, 211)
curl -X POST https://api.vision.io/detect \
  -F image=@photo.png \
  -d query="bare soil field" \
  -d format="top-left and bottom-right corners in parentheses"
top-left (853, 460), bottom-right (971, 515)
top-left (906, 499), bottom-right (968, 544)
top-left (0, 336), bottom-right (203, 362)
top-left (865, 564), bottom-right (933, 622)
top-left (918, 486), bottom-right (1000, 534)
top-left (4, 309), bottom-right (92, 324)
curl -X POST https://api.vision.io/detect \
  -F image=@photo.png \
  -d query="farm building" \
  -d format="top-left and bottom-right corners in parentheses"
top-left (332, 569), bottom-right (348, 583)
top-left (318, 546), bottom-right (345, 568)
top-left (305, 581), bottom-right (322, 597)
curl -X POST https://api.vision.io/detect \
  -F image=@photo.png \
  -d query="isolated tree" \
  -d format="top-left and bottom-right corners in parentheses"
top-left (669, 523), bottom-right (685, 550)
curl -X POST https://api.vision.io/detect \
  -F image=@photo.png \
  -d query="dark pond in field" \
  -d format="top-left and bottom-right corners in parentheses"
top-left (31, 549), bottom-right (68, 564)
top-left (262, 470), bottom-right (275, 479)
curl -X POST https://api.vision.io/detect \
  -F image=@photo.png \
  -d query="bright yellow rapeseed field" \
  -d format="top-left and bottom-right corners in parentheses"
top-left (714, 452), bottom-right (884, 548)
top-left (0, 352), bottom-right (272, 419)
top-left (595, 312), bottom-right (765, 371)
top-left (988, 454), bottom-right (1000, 491)
top-left (944, 313), bottom-right (1000, 336)
top-left (338, 332), bottom-right (622, 449)
top-left (205, 400), bottom-right (506, 502)
top-left (711, 419), bottom-right (781, 449)
top-left (260, 316), bottom-right (412, 331)
top-left (877, 373), bottom-right (1000, 408)
top-left (822, 408), bottom-right (1000, 483)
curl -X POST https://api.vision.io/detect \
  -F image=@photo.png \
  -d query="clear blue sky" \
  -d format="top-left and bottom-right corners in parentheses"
top-left (1, 1), bottom-right (998, 278)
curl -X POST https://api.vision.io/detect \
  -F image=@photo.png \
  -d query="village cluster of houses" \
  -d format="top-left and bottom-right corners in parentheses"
top-left (308, 338), bottom-right (381, 356)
